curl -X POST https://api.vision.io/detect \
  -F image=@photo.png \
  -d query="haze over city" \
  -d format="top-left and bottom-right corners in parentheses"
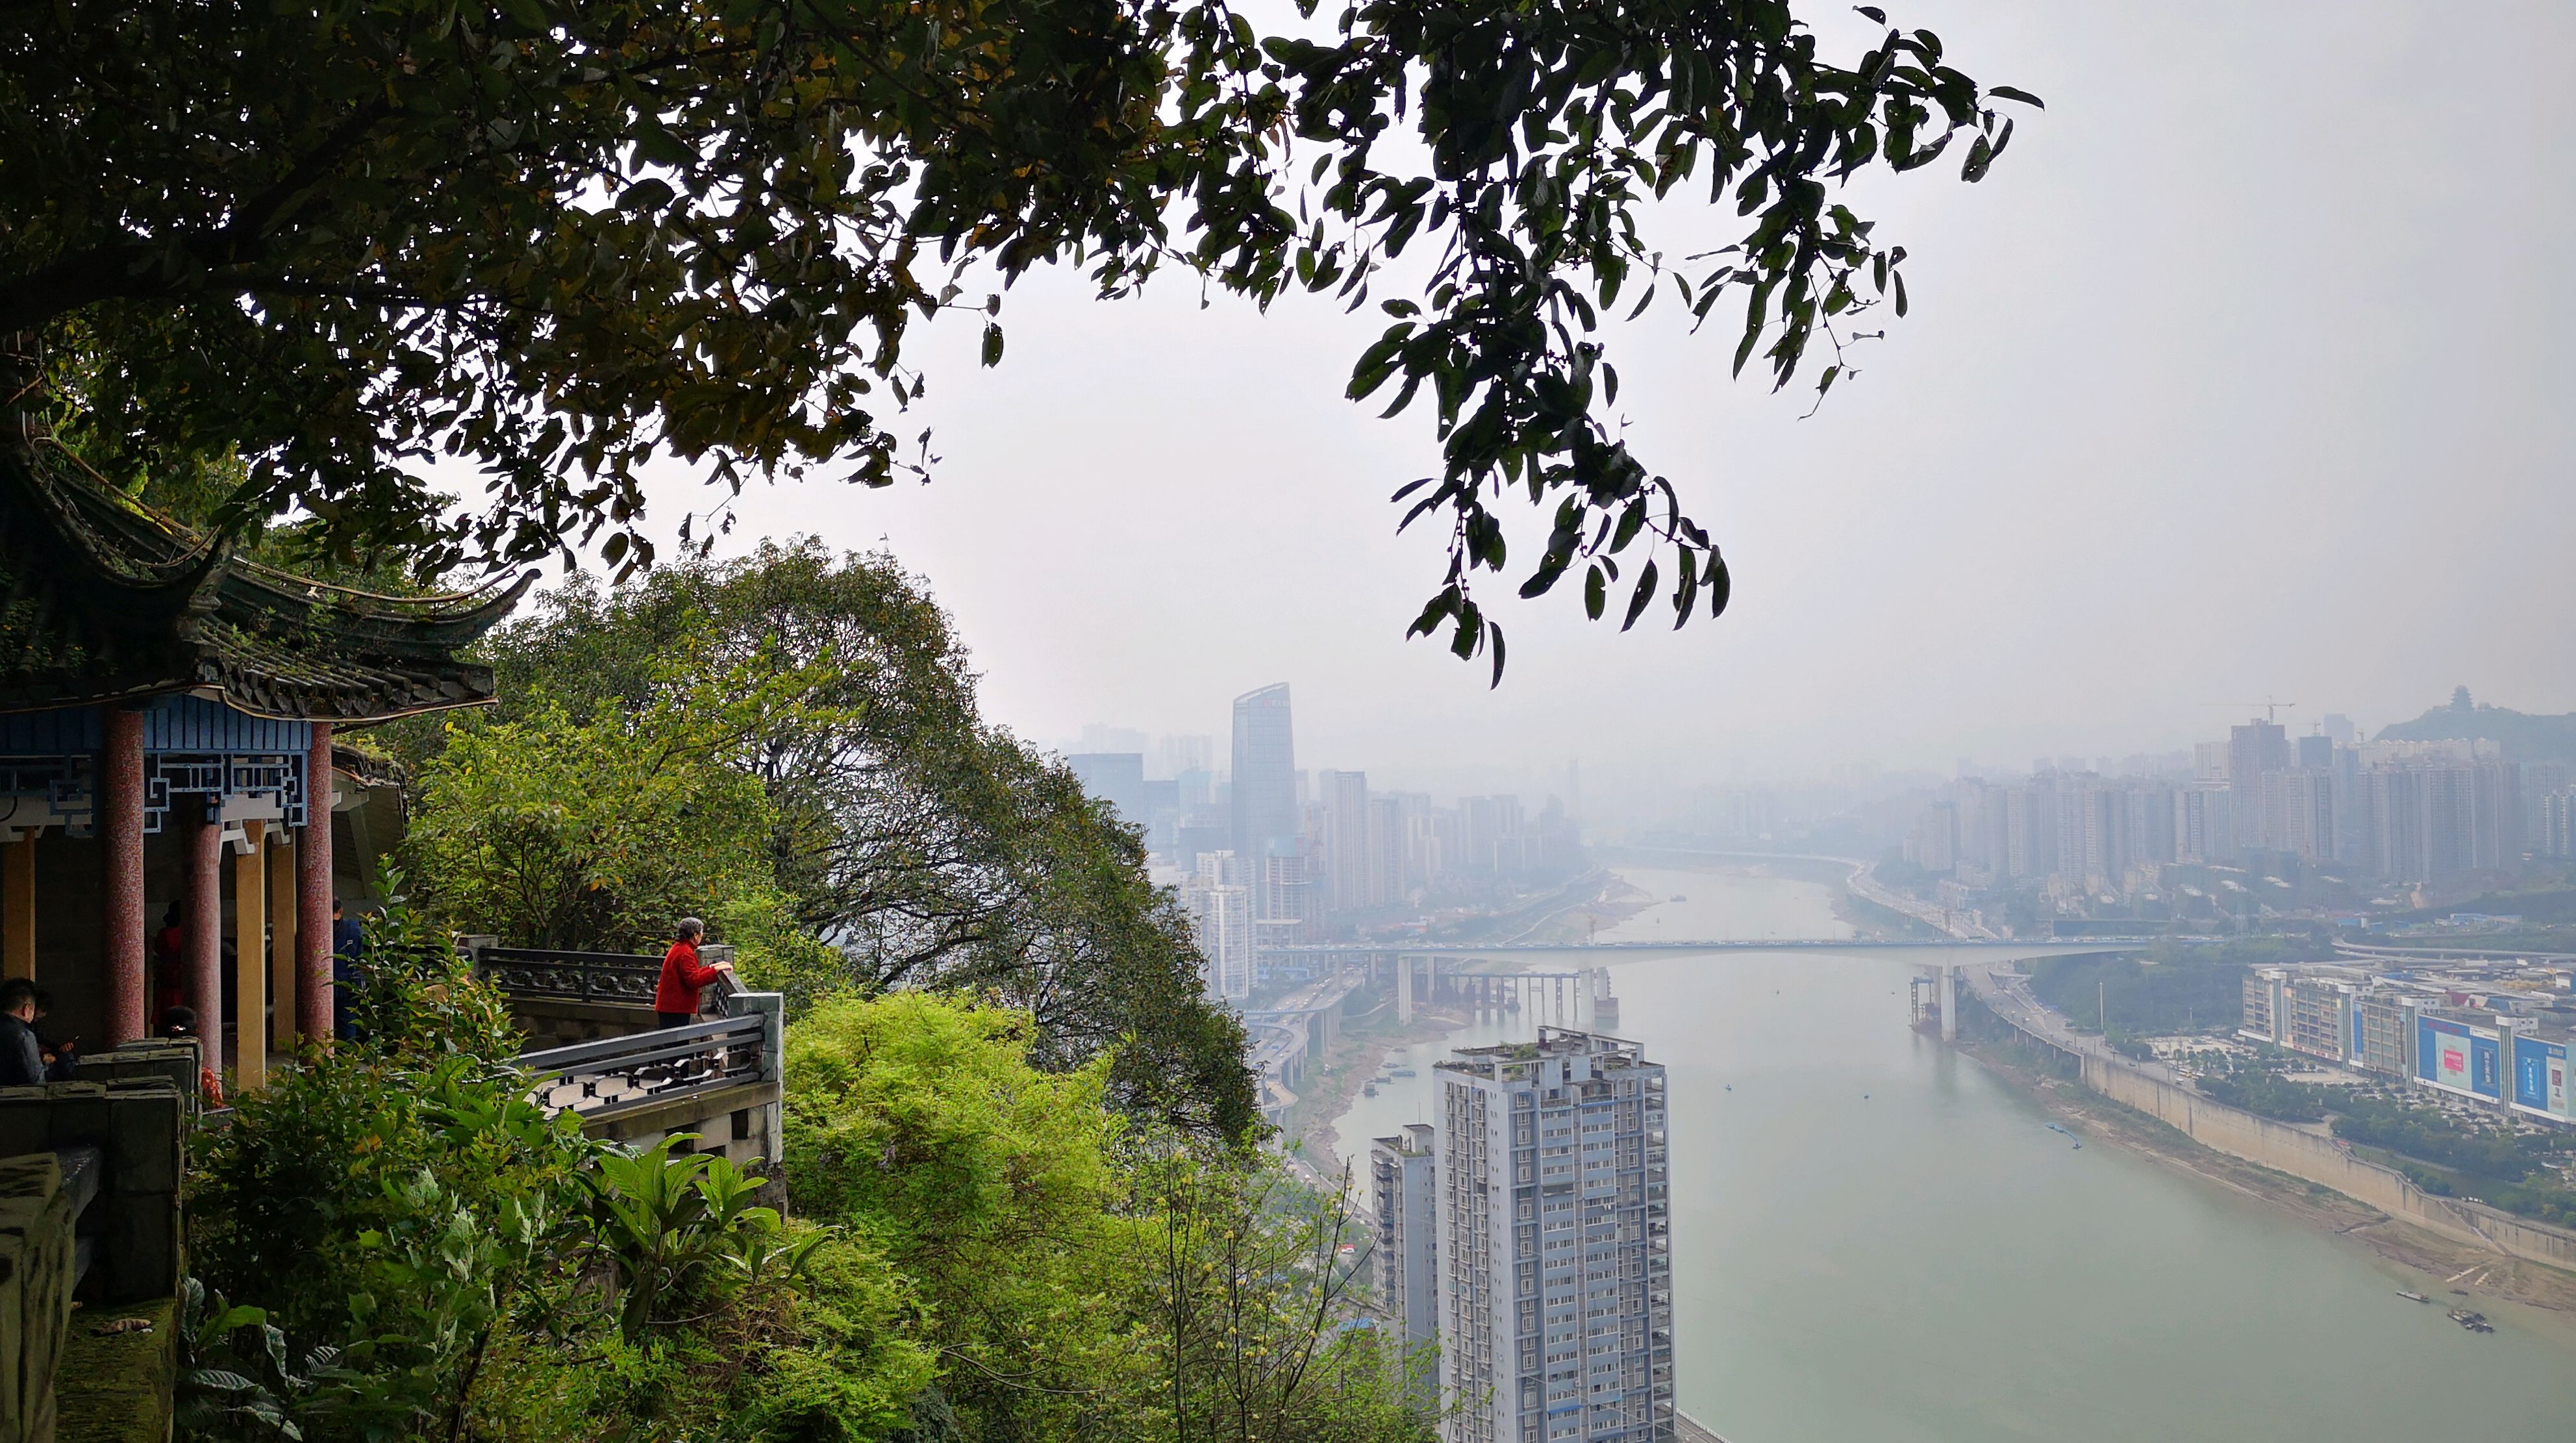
top-left (19, 2), bottom-right (2576, 1439)
top-left (629, 0), bottom-right (2576, 794)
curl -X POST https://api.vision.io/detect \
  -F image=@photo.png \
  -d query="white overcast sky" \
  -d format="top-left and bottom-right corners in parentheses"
top-left (622, 0), bottom-right (2576, 803)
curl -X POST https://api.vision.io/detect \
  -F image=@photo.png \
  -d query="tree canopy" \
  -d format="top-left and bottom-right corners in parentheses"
top-left (403, 539), bottom-right (1258, 1137)
top-left (1, 0), bottom-right (2030, 675)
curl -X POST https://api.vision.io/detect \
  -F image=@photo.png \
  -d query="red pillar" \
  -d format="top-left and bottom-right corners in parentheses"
top-left (101, 709), bottom-right (146, 1045)
top-left (186, 810), bottom-right (224, 1069)
top-left (295, 721), bottom-right (334, 1042)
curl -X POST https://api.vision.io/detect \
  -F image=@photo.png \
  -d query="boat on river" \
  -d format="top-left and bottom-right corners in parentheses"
top-left (2396, 1290), bottom-right (2429, 1303)
top-left (1390, 1067), bottom-right (1417, 1077)
top-left (1362, 1083), bottom-right (1377, 1098)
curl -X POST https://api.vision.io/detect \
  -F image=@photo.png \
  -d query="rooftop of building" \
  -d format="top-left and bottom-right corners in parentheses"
top-left (0, 433), bottom-right (531, 721)
top-left (1371, 1124), bottom-right (1435, 1155)
top-left (1437, 1027), bottom-right (1653, 1079)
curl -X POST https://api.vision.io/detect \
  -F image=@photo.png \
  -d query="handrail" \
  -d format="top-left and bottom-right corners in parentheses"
top-left (518, 1014), bottom-right (761, 1073)
top-left (468, 940), bottom-right (742, 1008)
top-left (516, 999), bottom-right (777, 1120)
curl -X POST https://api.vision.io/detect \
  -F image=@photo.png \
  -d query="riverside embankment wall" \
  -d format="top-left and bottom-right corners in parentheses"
top-left (1986, 1001), bottom-right (2576, 1272)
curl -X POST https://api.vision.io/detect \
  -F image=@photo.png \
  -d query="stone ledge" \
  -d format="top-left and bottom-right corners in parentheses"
top-left (577, 1080), bottom-right (779, 1142)
top-left (54, 1296), bottom-right (174, 1443)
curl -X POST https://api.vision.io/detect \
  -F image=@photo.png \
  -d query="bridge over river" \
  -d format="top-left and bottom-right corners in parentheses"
top-left (1262, 937), bottom-right (2158, 955)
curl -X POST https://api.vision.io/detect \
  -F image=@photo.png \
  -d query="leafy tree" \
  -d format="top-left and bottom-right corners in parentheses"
top-left (1129, 1140), bottom-right (1436, 1443)
top-left (781, 991), bottom-right (1431, 1443)
top-left (3, 0), bottom-right (2030, 673)
top-left (401, 658), bottom-right (799, 952)
top-left (462, 541), bottom-right (1257, 1136)
top-left (2027, 950), bottom-right (2251, 1036)
top-left (782, 992), bottom-right (1150, 1440)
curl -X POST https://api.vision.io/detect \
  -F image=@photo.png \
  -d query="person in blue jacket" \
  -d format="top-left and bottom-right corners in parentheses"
top-left (331, 898), bottom-right (365, 1040)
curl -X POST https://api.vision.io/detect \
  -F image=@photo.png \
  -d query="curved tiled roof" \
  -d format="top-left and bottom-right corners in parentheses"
top-left (0, 440), bottom-right (532, 720)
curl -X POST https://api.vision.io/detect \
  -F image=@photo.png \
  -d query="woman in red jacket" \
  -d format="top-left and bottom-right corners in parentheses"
top-left (654, 918), bottom-right (733, 1028)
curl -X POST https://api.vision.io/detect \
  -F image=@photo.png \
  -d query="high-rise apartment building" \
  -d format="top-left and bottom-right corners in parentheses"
top-left (2542, 789), bottom-right (2576, 858)
top-left (2229, 720), bottom-right (2289, 851)
top-left (1321, 768), bottom-right (1372, 911)
top-left (1066, 751), bottom-right (1147, 826)
top-left (1369, 795), bottom-right (1409, 905)
top-left (2359, 760), bottom-right (2523, 881)
top-left (2295, 733), bottom-right (2335, 772)
top-left (1429, 1030), bottom-right (1675, 1443)
top-left (1908, 801), bottom-right (1957, 872)
top-left (1231, 684), bottom-right (1299, 868)
top-left (2005, 773), bottom-right (2057, 881)
top-left (2173, 784), bottom-right (2234, 864)
top-left (1181, 851), bottom-right (1254, 1000)
top-left (2262, 768), bottom-right (2336, 862)
top-left (1371, 1124), bottom-right (1442, 1394)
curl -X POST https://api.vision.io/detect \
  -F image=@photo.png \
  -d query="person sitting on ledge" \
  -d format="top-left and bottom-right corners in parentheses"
top-left (33, 988), bottom-right (76, 1082)
top-left (0, 979), bottom-right (44, 1087)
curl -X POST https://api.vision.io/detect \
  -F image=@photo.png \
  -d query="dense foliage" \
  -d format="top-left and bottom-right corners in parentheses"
top-left (2, 0), bottom-right (2029, 673)
top-left (401, 540), bottom-right (1254, 1136)
top-left (2026, 943), bottom-right (2265, 1038)
top-left (188, 985), bottom-right (1424, 1443)
top-left (779, 992), bottom-right (1432, 1443)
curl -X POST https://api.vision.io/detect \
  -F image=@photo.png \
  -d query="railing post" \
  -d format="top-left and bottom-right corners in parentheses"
top-left (728, 989), bottom-right (784, 1084)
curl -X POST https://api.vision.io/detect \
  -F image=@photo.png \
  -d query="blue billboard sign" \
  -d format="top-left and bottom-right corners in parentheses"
top-left (2418, 1016), bottom-right (2500, 1099)
top-left (2512, 1036), bottom-right (2572, 1119)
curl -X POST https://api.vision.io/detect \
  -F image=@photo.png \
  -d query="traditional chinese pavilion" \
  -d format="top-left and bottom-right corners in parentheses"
top-left (0, 344), bottom-right (528, 1088)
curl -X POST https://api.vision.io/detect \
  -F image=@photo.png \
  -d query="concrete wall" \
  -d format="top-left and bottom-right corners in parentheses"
top-left (0, 1153), bottom-right (78, 1443)
top-left (2074, 1055), bottom-right (2576, 1272)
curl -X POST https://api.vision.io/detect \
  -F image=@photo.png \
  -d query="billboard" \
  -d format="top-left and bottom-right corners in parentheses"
top-left (2417, 1016), bottom-right (2499, 1099)
top-left (2512, 1036), bottom-right (2572, 1120)
top-left (2420, 1016), bottom-right (2466, 1085)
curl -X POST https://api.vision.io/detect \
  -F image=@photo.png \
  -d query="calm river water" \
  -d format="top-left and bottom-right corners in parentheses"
top-left (1327, 862), bottom-right (2576, 1442)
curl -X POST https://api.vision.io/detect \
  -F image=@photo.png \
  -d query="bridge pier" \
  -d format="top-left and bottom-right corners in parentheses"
top-left (1940, 964), bottom-right (1956, 1041)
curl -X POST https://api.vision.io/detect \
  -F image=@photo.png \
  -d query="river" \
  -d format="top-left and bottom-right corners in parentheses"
top-left (1326, 861), bottom-right (2576, 1442)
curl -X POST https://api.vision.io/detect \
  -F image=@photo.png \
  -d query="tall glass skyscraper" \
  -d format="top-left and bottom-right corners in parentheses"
top-left (1231, 683), bottom-right (1299, 866)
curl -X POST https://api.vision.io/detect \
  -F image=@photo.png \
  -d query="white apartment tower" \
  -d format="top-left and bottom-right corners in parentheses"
top-left (1181, 851), bottom-right (1254, 1001)
top-left (1370, 1123), bottom-right (1442, 1391)
top-left (1431, 1029), bottom-right (1674, 1443)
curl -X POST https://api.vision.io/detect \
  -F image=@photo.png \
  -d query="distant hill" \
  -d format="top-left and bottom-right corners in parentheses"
top-left (2375, 688), bottom-right (2576, 764)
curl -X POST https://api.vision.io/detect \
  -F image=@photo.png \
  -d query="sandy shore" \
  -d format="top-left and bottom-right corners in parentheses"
top-left (1288, 1003), bottom-right (1476, 1181)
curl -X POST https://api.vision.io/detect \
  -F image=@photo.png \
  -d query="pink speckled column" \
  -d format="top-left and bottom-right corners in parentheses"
top-left (101, 708), bottom-right (145, 1044)
top-left (296, 722), bottom-right (334, 1042)
top-left (186, 810), bottom-right (223, 1065)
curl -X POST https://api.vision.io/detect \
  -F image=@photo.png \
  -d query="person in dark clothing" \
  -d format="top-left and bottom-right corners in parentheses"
top-left (0, 979), bottom-right (45, 1086)
top-left (331, 899), bottom-right (364, 1041)
top-left (32, 989), bottom-right (76, 1082)
top-left (653, 918), bottom-right (732, 1028)
top-left (150, 902), bottom-right (185, 1022)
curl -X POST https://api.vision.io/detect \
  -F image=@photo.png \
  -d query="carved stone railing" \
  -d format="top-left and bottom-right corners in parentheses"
top-left (516, 1004), bottom-right (777, 1122)
top-left (470, 945), bottom-right (665, 1008)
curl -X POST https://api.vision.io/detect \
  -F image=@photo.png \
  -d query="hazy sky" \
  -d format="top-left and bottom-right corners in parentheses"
top-left (623, 1), bottom-right (2576, 802)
